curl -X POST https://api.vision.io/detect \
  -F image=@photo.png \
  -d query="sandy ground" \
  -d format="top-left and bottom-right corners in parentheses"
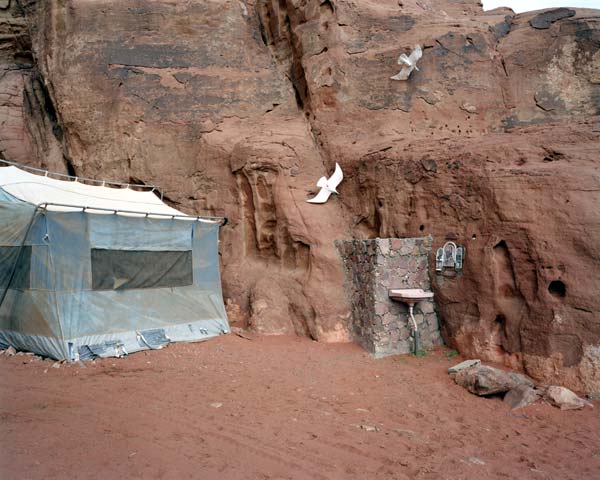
top-left (0, 335), bottom-right (598, 480)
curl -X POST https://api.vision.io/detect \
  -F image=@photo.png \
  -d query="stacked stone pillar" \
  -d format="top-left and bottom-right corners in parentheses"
top-left (336, 236), bottom-right (443, 357)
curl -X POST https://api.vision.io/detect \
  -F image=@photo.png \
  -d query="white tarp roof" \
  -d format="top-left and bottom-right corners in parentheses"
top-left (0, 165), bottom-right (185, 217)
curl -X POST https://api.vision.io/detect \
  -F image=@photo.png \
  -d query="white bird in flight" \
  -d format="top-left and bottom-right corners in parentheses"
top-left (391, 45), bottom-right (422, 81)
top-left (306, 163), bottom-right (343, 204)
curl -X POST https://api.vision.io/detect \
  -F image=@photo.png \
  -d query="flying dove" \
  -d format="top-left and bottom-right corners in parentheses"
top-left (306, 163), bottom-right (343, 204)
top-left (391, 45), bottom-right (422, 81)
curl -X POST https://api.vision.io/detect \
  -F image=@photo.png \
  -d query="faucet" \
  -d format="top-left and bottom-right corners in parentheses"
top-left (388, 289), bottom-right (434, 354)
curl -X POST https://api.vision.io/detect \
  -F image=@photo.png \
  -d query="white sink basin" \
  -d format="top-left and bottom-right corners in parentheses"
top-left (388, 288), bottom-right (435, 355)
top-left (388, 288), bottom-right (434, 305)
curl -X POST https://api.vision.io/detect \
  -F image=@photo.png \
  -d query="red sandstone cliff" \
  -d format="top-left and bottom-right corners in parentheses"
top-left (1, 0), bottom-right (599, 392)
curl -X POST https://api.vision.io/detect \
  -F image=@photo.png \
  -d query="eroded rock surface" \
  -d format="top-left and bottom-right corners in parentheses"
top-left (1, 0), bottom-right (599, 391)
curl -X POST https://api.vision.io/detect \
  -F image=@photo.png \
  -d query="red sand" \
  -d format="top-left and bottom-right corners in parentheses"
top-left (1, 335), bottom-right (598, 479)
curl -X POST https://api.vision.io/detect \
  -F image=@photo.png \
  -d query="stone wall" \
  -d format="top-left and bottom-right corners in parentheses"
top-left (337, 237), bottom-right (443, 357)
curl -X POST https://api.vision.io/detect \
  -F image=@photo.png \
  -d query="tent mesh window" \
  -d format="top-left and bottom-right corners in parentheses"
top-left (0, 246), bottom-right (32, 289)
top-left (91, 249), bottom-right (193, 290)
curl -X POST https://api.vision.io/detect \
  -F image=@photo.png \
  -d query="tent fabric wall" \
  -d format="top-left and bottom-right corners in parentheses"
top-left (0, 170), bottom-right (229, 361)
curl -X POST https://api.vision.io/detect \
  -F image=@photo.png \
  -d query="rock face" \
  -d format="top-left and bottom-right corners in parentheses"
top-left (1, 1), bottom-right (599, 391)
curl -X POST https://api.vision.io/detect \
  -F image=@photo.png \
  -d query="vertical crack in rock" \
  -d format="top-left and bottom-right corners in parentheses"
top-left (0, 0), bottom-right (71, 172)
top-left (257, 0), bottom-right (312, 113)
top-left (256, 0), bottom-right (341, 119)
top-left (256, 0), bottom-right (330, 184)
top-left (22, 70), bottom-right (71, 173)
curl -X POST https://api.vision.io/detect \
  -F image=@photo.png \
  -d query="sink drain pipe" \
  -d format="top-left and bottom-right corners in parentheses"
top-left (408, 304), bottom-right (420, 355)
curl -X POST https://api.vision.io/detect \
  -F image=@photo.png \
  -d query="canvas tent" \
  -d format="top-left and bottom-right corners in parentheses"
top-left (0, 163), bottom-right (229, 361)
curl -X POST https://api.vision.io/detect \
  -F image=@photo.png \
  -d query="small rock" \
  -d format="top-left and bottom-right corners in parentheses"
top-left (51, 361), bottom-right (61, 369)
top-left (393, 428), bottom-right (416, 439)
top-left (454, 365), bottom-right (533, 396)
top-left (504, 384), bottom-right (541, 410)
top-left (545, 386), bottom-right (592, 411)
top-left (198, 118), bottom-right (215, 133)
top-left (468, 457), bottom-right (486, 465)
top-left (420, 158), bottom-right (437, 173)
top-left (210, 402), bottom-right (223, 408)
top-left (360, 425), bottom-right (379, 432)
top-left (460, 102), bottom-right (478, 114)
top-left (6, 346), bottom-right (16, 356)
top-left (230, 326), bottom-right (256, 341)
top-left (448, 359), bottom-right (480, 374)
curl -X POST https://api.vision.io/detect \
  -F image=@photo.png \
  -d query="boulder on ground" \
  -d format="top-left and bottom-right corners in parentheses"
top-left (448, 359), bottom-right (481, 374)
top-left (504, 384), bottom-right (541, 410)
top-left (545, 386), bottom-right (592, 411)
top-left (454, 365), bottom-right (533, 396)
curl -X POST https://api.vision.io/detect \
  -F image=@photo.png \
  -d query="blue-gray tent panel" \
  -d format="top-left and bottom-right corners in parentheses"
top-left (192, 222), bottom-right (222, 290)
top-left (88, 214), bottom-right (193, 251)
top-left (30, 245), bottom-right (54, 290)
top-left (71, 317), bottom-right (228, 361)
top-left (0, 200), bottom-right (36, 245)
top-left (0, 246), bottom-right (31, 289)
top-left (0, 188), bottom-right (22, 204)
top-left (0, 330), bottom-right (68, 360)
top-left (45, 212), bottom-right (91, 292)
top-left (0, 289), bottom-right (62, 337)
top-left (58, 286), bottom-right (227, 339)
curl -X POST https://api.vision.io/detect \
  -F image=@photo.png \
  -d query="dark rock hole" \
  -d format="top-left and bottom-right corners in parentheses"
top-left (63, 157), bottom-right (77, 178)
top-left (493, 240), bottom-right (507, 250)
top-left (548, 280), bottom-right (566, 298)
top-left (419, 224), bottom-right (425, 231)
top-left (320, 0), bottom-right (334, 14)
